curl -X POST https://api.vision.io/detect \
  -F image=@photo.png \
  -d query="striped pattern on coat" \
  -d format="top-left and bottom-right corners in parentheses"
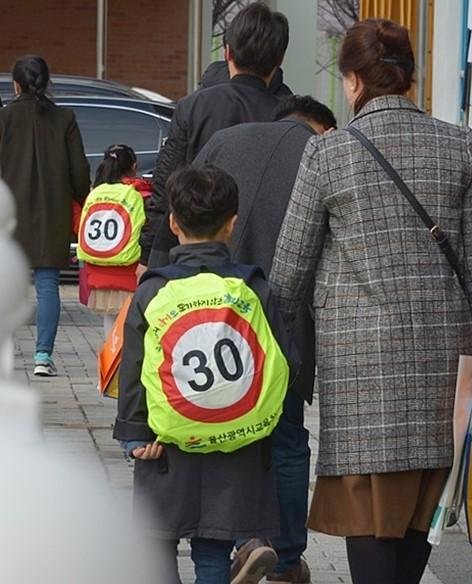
top-left (269, 95), bottom-right (472, 476)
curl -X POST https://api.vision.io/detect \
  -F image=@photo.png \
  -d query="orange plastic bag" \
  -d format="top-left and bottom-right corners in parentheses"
top-left (98, 297), bottom-right (132, 398)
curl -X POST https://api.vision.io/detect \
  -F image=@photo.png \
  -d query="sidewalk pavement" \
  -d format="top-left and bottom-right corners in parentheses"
top-left (13, 285), bottom-right (472, 584)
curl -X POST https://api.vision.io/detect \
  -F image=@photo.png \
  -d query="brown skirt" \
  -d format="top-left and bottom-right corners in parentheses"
top-left (309, 468), bottom-right (449, 538)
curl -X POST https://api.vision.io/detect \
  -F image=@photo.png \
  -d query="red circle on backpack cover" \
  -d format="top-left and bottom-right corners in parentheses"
top-left (158, 307), bottom-right (265, 422)
top-left (79, 202), bottom-right (132, 258)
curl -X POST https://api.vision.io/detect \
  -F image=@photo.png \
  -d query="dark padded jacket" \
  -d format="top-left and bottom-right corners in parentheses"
top-left (199, 60), bottom-right (292, 98)
top-left (141, 74), bottom-right (290, 264)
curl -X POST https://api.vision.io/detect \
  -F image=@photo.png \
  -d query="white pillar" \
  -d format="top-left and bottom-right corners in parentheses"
top-left (0, 180), bottom-right (17, 378)
top-left (0, 187), bottom-right (155, 584)
top-left (96, 0), bottom-right (108, 79)
top-left (200, 0), bottom-right (214, 81)
top-left (431, 0), bottom-right (463, 124)
top-left (188, 0), bottom-right (213, 94)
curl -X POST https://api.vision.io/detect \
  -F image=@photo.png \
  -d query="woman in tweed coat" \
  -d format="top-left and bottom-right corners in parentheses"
top-left (270, 19), bottom-right (472, 584)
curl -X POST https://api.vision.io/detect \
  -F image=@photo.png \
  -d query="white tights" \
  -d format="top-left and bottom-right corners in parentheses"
top-left (103, 314), bottom-right (117, 338)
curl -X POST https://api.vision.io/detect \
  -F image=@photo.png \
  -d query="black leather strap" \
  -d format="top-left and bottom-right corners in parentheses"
top-left (346, 126), bottom-right (465, 289)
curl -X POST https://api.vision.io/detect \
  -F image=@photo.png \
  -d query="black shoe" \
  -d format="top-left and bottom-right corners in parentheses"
top-left (266, 558), bottom-right (311, 583)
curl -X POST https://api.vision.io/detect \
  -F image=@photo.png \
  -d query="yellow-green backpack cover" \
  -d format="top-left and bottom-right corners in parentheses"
top-left (141, 270), bottom-right (289, 453)
top-left (77, 183), bottom-right (145, 266)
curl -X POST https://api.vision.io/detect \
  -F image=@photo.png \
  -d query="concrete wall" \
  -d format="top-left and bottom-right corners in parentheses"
top-left (197, 0), bottom-right (319, 96)
top-left (268, 0), bottom-right (318, 96)
top-left (267, 0), bottom-right (350, 126)
top-left (431, 0), bottom-right (463, 124)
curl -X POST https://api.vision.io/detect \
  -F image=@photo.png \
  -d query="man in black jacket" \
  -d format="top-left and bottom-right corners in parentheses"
top-left (141, 2), bottom-right (290, 268)
top-left (193, 96), bottom-right (336, 584)
top-left (198, 60), bottom-right (292, 99)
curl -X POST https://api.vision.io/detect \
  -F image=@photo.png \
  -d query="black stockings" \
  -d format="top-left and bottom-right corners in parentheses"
top-left (346, 529), bottom-right (432, 584)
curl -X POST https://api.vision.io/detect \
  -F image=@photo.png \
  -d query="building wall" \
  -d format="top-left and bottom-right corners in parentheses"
top-left (107, 0), bottom-right (189, 99)
top-left (0, 0), bottom-right (189, 101)
top-left (0, 0), bottom-right (96, 76)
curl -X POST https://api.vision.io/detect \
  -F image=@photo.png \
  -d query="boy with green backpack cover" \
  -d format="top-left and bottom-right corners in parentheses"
top-left (114, 165), bottom-right (297, 584)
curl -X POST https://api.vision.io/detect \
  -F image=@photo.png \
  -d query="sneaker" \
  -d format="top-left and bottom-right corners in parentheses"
top-left (34, 352), bottom-right (57, 377)
top-left (230, 538), bottom-right (278, 584)
top-left (266, 558), bottom-right (311, 583)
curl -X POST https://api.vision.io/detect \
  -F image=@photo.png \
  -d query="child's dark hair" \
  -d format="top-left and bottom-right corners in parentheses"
top-left (274, 95), bottom-right (337, 130)
top-left (167, 165), bottom-right (238, 238)
top-left (12, 55), bottom-right (54, 113)
top-left (93, 144), bottom-right (137, 188)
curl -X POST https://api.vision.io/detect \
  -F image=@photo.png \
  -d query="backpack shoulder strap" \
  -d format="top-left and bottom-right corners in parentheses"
top-left (140, 264), bottom-right (199, 284)
top-left (141, 263), bottom-right (265, 285)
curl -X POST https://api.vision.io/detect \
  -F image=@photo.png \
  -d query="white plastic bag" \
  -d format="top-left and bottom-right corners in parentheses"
top-left (428, 355), bottom-right (472, 545)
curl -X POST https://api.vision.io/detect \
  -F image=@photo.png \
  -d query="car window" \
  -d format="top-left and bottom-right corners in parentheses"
top-left (0, 82), bottom-right (14, 102)
top-left (69, 105), bottom-right (167, 177)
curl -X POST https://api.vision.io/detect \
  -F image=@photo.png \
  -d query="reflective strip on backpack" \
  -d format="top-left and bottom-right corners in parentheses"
top-left (77, 183), bottom-right (145, 266)
top-left (141, 272), bottom-right (289, 453)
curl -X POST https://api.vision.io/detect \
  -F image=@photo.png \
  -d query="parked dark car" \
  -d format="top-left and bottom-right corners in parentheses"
top-left (0, 74), bottom-right (149, 102)
top-left (0, 82), bottom-right (174, 176)
top-left (56, 96), bottom-right (174, 177)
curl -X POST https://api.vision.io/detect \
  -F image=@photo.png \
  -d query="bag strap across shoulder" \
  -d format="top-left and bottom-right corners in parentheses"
top-left (346, 126), bottom-right (465, 289)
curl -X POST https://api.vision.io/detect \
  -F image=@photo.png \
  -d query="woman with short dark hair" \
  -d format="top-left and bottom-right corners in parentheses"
top-left (270, 19), bottom-right (472, 584)
top-left (0, 55), bottom-right (90, 376)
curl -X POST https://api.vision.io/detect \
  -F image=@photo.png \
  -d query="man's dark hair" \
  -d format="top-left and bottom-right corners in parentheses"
top-left (168, 165), bottom-right (239, 238)
top-left (224, 3), bottom-right (289, 78)
top-left (274, 95), bottom-right (337, 130)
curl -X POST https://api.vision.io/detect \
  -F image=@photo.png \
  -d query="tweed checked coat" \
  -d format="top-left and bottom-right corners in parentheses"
top-left (270, 95), bottom-right (472, 476)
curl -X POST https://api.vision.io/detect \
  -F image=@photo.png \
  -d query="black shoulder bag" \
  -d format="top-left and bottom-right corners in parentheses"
top-left (346, 126), bottom-right (466, 289)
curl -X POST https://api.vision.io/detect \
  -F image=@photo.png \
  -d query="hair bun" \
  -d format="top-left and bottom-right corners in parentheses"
top-left (376, 19), bottom-right (410, 51)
